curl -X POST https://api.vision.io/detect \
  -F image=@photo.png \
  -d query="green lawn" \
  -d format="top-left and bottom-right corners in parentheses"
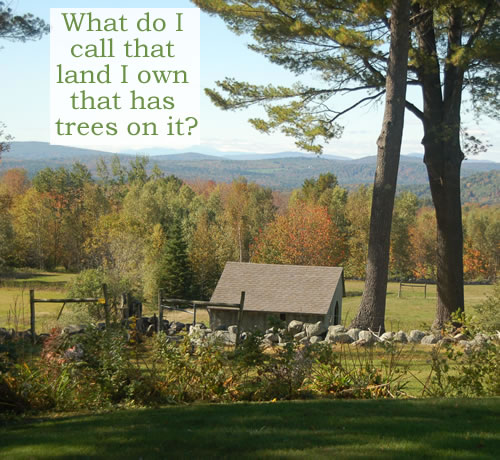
top-left (0, 273), bottom-right (494, 334)
top-left (1, 398), bottom-right (499, 459)
top-left (0, 271), bottom-right (77, 332)
top-left (342, 281), bottom-right (493, 331)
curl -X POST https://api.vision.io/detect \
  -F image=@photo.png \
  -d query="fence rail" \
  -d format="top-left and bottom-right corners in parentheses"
top-left (398, 282), bottom-right (427, 298)
top-left (28, 284), bottom-right (110, 344)
top-left (158, 290), bottom-right (246, 346)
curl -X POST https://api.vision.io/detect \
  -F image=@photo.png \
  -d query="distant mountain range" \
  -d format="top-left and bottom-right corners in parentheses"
top-left (2, 142), bottom-right (498, 204)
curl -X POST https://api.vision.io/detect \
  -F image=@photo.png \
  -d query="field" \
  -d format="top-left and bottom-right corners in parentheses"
top-left (1, 398), bottom-right (499, 459)
top-left (0, 272), bottom-right (494, 333)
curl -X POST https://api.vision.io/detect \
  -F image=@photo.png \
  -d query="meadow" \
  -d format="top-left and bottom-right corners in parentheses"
top-left (0, 272), bottom-right (494, 334)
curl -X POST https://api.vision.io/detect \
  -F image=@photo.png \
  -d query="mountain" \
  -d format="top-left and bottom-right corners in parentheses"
top-left (2, 142), bottom-right (498, 200)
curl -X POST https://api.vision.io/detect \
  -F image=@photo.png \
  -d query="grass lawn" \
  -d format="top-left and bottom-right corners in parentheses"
top-left (0, 271), bottom-right (77, 332)
top-left (1, 398), bottom-right (498, 459)
top-left (0, 272), bottom-right (494, 334)
top-left (159, 281), bottom-right (494, 332)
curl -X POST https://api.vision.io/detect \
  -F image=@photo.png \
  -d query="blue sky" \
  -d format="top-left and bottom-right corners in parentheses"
top-left (1, 0), bottom-right (498, 160)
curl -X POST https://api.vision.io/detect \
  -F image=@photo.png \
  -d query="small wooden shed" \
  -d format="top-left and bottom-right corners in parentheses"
top-left (209, 262), bottom-right (345, 331)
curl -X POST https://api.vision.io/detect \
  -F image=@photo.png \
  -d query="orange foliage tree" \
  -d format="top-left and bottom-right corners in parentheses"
top-left (251, 204), bottom-right (346, 267)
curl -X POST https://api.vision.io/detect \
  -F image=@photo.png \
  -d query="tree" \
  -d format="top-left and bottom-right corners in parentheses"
top-left (158, 221), bottom-right (192, 298)
top-left (1, 2), bottom-right (49, 162)
top-left (350, 0), bottom-right (410, 332)
top-left (0, 1), bottom-right (49, 42)
top-left (194, 0), bottom-right (499, 327)
top-left (251, 204), bottom-right (346, 267)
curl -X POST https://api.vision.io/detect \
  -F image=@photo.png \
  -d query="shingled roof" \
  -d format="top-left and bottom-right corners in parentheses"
top-left (210, 262), bottom-right (344, 315)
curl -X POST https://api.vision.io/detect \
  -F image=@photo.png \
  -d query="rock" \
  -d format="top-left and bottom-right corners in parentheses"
top-left (453, 332), bottom-right (468, 341)
top-left (310, 336), bottom-right (323, 344)
top-left (264, 332), bottom-right (279, 343)
top-left (294, 331), bottom-right (306, 341)
top-left (347, 328), bottom-right (361, 341)
top-left (214, 330), bottom-right (236, 344)
top-left (473, 333), bottom-right (488, 346)
top-left (299, 336), bottom-right (310, 345)
top-left (393, 331), bottom-right (408, 343)
top-left (62, 324), bottom-right (85, 335)
top-left (227, 325), bottom-right (238, 335)
top-left (287, 320), bottom-right (304, 335)
top-left (261, 338), bottom-right (274, 348)
top-left (146, 324), bottom-right (156, 337)
top-left (304, 321), bottom-right (328, 338)
top-left (327, 332), bottom-right (353, 344)
top-left (328, 325), bottom-right (346, 335)
top-left (358, 330), bottom-right (379, 344)
top-left (409, 330), bottom-right (426, 343)
top-left (170, 321), bottom-right (186, 333)
top-left (421, 334), bottom-right (439, 345)
top-left (352, 339), bottom-right (369, 347)
top-left (439, 337), bottom-right (454, 345)
top-left (380, 331), bottom-right (395, 341)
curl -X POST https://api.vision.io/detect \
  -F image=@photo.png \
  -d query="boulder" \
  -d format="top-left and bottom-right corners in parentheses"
top-left (380, 331), bottom-right (395, 341)
top-left (328, 325), bottom-right (346, 335)
top-left (310, 336), bottom-right (323, 344)
top-left (327, 332), bottom-right (353, 344)
top-left (227, 325), bottom-right (238, 335)
top-left (287, 320), bottom-right (304, 335)
top-left (294, 331), bottom-right (306, 341)
top-left (453, 332), bottom-right (468, 341)
top-left (62, 324), bottom-right (85, 335)
top-left (146, 324), bottom-right (156, 337)
top-left (393, 331), bottom-right (408, 343)
top-left (304, 321), bottom-right (328, 338)
top-left (421, 334), bottom-right (439, 345)
top-left (358, 330), bottom-right (379, 344)
top-left (473, 333), bottom-right (488, 346)
top-left (347, 328), bottom-right (361, 341)
top-left (264, 332), bottom-right (279, 343)
top-left (409, 330), bottom-right (426, 343)
top-left (299, 336), bottom-right (310, 345)
top-left (170, 321), bottom-right (186, 333)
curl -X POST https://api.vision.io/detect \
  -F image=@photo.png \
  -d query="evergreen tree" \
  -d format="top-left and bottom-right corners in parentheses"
top-left (159, 221), bottom-right (192, 299)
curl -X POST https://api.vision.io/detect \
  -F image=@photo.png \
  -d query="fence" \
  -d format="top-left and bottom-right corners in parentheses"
top-left (158, 290), bottom-right (245, 346)
top-left (28, 284), bottom-right (110, 344)
top-left (398, 282), bottom-right (427, 299)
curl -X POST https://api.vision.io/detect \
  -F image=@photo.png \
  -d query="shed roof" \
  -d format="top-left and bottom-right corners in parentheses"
top-left (210, 262), bottom-right (344, 315)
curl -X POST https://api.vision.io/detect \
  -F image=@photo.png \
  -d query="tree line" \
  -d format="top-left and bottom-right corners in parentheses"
top-left (0, 162), bottom-right (497, 303)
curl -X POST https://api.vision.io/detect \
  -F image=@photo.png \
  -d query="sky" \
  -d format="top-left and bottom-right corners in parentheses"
top-left (0, 0), bottom-right (498, 160)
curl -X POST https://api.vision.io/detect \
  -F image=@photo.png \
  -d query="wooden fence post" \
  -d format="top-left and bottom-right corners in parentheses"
top-left (424, 284), bottom-right (427, 299)
top-left (158, 289), bottom-right (163, 333)
top-left (235, 291), bottom-right (245, 347)
top-left (398, 282), bottom-right (402, 298)
top-left (102, 284), bottom-right (110, 329)
top-left (29, 289), bottom-right (36, 345)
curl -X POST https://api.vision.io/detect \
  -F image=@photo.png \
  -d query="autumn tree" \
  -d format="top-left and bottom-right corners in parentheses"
top-left (251, 204), bottom-right (346, 267)
top-left (194, 0), bottom-right (499, 327)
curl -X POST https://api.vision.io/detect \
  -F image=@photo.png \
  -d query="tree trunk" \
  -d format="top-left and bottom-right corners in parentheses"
top-left (417, 6), bottom-right (465, 328)
top-left (350, 0), bottom-right (410, 332)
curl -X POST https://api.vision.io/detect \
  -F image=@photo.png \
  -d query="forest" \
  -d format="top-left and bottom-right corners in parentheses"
top-left (1, 157), bottom-right (497, 308)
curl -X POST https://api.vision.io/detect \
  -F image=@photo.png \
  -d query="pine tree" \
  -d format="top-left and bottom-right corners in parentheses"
top-left (158, 221), bottom-right (192, 299)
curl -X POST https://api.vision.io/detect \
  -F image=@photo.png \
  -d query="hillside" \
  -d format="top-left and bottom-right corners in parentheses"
top-left (401, 170), bottom-right (500, 205)
top-left (2, 142), bottom-right (498, 203)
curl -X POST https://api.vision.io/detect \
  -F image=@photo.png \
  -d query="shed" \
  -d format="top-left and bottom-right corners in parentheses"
top-left (209, 262), bottom-right (345, 331)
